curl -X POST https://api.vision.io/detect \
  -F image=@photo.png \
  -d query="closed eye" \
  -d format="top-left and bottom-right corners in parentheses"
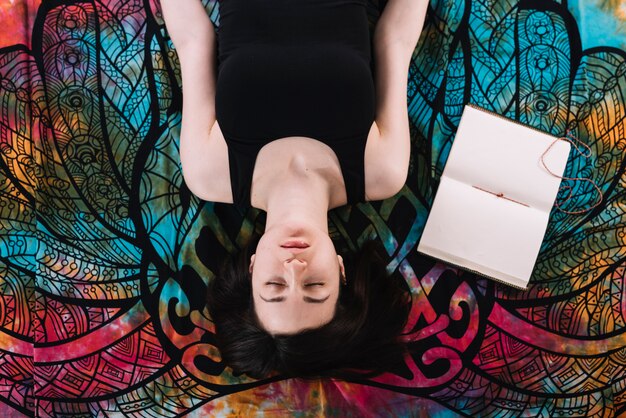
top-left (265, 281), bottom-right (325, 287)
top-left (266, 282), bottom-right (286, 286)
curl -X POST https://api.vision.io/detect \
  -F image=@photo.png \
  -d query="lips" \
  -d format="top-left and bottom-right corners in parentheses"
top-left (280, 240), bottom-right (310, 249)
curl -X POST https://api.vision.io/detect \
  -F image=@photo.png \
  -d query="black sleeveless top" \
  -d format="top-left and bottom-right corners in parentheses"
top-left (215, 0), bottom-right (376, 209)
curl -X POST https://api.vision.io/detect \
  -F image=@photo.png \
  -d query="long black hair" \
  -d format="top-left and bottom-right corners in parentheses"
top-left (206, 239), bottom-right (412, 380)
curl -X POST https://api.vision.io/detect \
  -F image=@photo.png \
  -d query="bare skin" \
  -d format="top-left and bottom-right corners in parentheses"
top-left (248, 164), bottom-right (346, 334)
top-left (161, 0), bottom-right (429, 334)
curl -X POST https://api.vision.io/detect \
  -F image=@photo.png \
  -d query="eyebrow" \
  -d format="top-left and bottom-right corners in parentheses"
top-left (259, 295), bottom-right (330, 304)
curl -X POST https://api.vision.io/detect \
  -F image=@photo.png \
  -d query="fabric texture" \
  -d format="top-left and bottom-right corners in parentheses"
top-left (216, 0), bottom-right (375, 208)
top-left (0, 0), bottom-right (625, 416)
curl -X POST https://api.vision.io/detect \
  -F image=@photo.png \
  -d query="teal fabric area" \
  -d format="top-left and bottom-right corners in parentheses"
top-left (0, 0), bottom-right (624, 416)
top-left (568, 0), bottom-right (626, 50)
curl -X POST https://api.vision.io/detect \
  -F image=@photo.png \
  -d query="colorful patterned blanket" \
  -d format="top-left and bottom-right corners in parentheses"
top-left (0, 0), bottom-right (624, 416)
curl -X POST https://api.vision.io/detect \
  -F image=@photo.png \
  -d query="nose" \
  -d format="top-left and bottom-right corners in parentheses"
top-left (284, 257), bottom-right (307, 272)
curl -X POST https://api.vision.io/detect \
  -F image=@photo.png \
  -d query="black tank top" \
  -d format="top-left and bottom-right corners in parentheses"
top-left (215, 0), bottom-right (376, 209)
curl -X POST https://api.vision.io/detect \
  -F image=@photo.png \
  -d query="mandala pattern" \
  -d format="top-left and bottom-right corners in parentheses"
top-left (0, 0), bottom-right (624, 416)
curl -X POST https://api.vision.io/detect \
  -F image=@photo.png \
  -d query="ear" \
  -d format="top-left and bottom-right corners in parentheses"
top-left (337, 254), bottom-right (345, 279)
top-left (249, 254), bottom-right (256, 274)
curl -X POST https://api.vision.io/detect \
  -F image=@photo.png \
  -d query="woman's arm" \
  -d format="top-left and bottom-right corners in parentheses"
top-left (161, 0), bottom-right (230, 200)
top-left (374, 0), bottom-right (429, 52)
top-left (364, 0), bottom-right (429, 200)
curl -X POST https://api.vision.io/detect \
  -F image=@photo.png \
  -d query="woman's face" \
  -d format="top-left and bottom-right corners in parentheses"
top-left (250, 224), bottom-right (345, 335)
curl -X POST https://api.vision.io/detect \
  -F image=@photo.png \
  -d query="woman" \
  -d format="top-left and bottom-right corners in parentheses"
top-left (161, 0), bottom-right (429, 379)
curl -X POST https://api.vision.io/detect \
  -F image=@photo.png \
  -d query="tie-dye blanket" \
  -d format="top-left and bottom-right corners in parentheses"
top-left (0, 0), bottom-right (624, 416)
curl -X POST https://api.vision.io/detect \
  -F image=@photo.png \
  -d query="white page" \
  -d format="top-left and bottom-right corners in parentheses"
top-left (443, 106), bottom-right (571, 212)
top-left (417, 105), bottom-right (571, 289)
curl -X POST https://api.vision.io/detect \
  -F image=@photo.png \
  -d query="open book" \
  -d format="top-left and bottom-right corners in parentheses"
top-left (416, 105), bottom-right (571, 289)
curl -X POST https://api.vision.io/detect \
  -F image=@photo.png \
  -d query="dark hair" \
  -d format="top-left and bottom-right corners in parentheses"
top-left (206, 238), bottom-right (412, 380)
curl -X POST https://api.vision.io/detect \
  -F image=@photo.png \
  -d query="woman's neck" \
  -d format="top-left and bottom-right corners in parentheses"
top-left (254, 160), bottom-right (332, 233)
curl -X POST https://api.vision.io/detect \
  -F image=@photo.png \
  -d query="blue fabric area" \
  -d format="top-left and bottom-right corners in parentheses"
top-left (0, 0), bottom-right (624, 416)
